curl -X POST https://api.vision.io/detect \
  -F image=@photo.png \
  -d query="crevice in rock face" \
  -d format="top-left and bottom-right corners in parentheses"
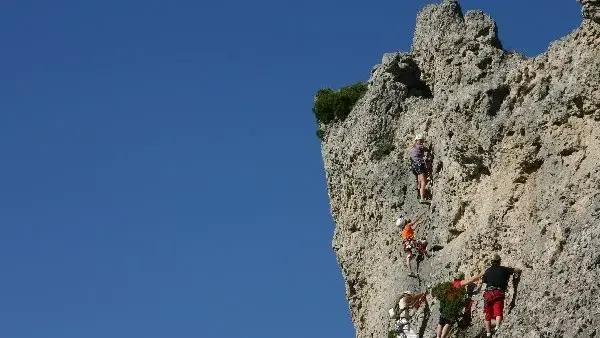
top-left (348, 222), bottom-right (361, 234)
top-left (348, 276), bottom-right (367, 297)
top-left (569, 95), bottom-right (600, 118)
top-left (417, 301), bottom-right (431, 338)
top-left (485, 84), bottom-right (510, 116)
top-left (435, 160), bottom-right (444, 175)
top-left (348, 279), bottom-right (357, 296)
top-left (395, 58), bottom-right (433, 98)
top-left (408, 83), bottom-right (433, 99)
top-left (521, 158), bottom-right (544, 175)
top-left (548, 241), bottom-right (565, 266)
top-left (460, 154), bottom-right (491, 181)
top-left (451, 201), bottom-right (468, 228)
top-left (430, 244), bottom-right (445, 253)
top-left (475, 26), bottom-right (491, 40)
top-left (477, 56), bottom-right (493, 70)
top-left (572, 96), bottom-right (586, 115)
top-left (371, 53), bottom-right (434, 102)
top-left (559, 147), bottom-right (580, 157)
top-left (447, 228), bottom-right (465, 243)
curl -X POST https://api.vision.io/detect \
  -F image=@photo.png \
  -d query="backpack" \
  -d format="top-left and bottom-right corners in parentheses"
top-left (432, 282), bottom-right (468, 321)
top-left (388, 295), bottom-right (407, 319)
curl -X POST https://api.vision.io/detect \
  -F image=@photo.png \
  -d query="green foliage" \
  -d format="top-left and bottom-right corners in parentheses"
top-left (312, 82), bottom-right (368, 125)
top-left (388, 330), bottom-right (397, 338)
top-left (431, 281), bottom-right (468, 321)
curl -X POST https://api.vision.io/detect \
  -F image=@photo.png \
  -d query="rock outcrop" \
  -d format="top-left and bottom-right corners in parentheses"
top-left (319, 1), bottom-right (600, 337)
top-left (580, 0), bottom-right (600, 22)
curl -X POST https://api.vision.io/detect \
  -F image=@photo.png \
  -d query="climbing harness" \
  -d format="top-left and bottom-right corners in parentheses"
top-left (483, 287), bottom-right (505, 304)
top-left (402, 238), bottom-right (429, 261)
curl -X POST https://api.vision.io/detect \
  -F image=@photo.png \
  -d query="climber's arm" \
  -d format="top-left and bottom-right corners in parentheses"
top-left (512, 267), bottom-right (522, 280)
top-left (408, 213), bottom-right (426, 229)
top-left (459, 273), bottom-right (483, 286)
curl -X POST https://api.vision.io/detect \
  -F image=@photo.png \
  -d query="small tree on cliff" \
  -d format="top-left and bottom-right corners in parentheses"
top-left (312, 82), bottom-right (368, 139)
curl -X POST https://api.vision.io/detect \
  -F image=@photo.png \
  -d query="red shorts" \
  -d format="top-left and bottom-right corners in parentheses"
top-left (483, 298), bottom-right (504, 321)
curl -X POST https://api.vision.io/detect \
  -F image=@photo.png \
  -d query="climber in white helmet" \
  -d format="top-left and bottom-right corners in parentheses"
top-left (410, 133), bottom-right (431, 203)
top-left (389, 290), bottom-right (426, 338)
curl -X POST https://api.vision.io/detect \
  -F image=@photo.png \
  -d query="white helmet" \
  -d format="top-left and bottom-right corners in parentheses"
top-left (395, 217), bottom-right (405, 227)
top-left (414, 133), bottom-right (424, 141)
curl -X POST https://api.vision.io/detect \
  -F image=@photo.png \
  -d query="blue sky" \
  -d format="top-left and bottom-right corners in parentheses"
top-left (0, 1), bottom-right (581, 337)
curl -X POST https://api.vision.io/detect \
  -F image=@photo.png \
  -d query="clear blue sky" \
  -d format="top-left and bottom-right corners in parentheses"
top-left (0, 1), bottom-right (581, 337)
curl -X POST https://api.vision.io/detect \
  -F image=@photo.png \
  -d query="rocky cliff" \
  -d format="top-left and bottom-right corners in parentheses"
top-left (318, 1), bottom-right (600, 337)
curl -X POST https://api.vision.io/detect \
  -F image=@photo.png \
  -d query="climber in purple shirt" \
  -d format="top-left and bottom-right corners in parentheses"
top-left (411, 134), bottom-right (430, 203)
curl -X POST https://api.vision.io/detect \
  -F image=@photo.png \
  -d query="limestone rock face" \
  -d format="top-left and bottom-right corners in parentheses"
top-left (319, 1), bottom-right (600, 337)
top-left (580, 0), bottom-right (600, 22)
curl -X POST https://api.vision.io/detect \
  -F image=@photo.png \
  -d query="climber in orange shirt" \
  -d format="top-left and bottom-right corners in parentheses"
top-left (396, 214), bottom-right (427, 276)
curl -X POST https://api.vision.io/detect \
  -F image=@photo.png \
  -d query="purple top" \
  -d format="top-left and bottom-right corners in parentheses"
top-left (411, 144), bottom-right (425, 162)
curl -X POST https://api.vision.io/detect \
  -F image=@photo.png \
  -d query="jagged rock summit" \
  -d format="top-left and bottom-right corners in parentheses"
top-left (319, 1), bottom-right (600, 338)
top-left (580, 0), bottom-right (600, 22)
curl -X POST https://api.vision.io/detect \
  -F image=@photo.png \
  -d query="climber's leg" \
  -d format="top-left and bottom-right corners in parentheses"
top-left (492, 299), bottom-right (504, 331)
top-left (484, 301), bottom-right (493, 336)
top-left (418, 173), bottom-right (427, 200)
top-left (484, 320), bottom-right (492, 336)
top-left (437, 316), bottom-right (452, 338)
top-left (495, 315), bottom-right (502, 331)
top-left (440, 323), bottom-right (451, 338)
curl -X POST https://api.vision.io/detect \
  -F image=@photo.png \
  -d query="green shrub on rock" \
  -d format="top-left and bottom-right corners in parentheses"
top-left (312, 82), bottom-right (368, 125)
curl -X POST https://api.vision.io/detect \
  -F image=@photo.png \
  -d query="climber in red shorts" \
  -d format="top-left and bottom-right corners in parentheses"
top-left (481, 254), bottom-right (521, 337)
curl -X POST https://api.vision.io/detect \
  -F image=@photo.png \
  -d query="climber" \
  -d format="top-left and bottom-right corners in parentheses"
top-left (459, 274), bottom-right (481, 329)
top-left (481, 254), bottom-right (521, 337)
top-left (434, 272), bottom-right (483, 338)
top-left (396, 214), bottom-right (428, 276)
top-left (389, 290), bottom-right (427, 338)
top-left (410, 134), bottom-right (431, 203)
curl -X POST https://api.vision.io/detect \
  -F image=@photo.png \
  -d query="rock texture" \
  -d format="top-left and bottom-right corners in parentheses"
top-left (580, 0), bottom-right (600, 22)
top-left (319, 1), bottom-right (600, 337)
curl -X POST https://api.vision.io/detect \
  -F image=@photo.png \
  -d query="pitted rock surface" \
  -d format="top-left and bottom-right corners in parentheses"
top-left (319, 1), bottom-right (600, 338)
top-left (580, 0), bottom-right (600, 22)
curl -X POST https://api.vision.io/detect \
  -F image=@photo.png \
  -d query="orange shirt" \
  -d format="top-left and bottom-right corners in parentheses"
top-left (402, 225), bottom-right (414, 240)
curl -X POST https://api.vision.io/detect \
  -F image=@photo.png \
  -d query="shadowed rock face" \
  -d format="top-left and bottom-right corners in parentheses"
top-left (580, 0), bottom-right (600, 22)
top-left (319, 1), bottom-right (600, 338)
